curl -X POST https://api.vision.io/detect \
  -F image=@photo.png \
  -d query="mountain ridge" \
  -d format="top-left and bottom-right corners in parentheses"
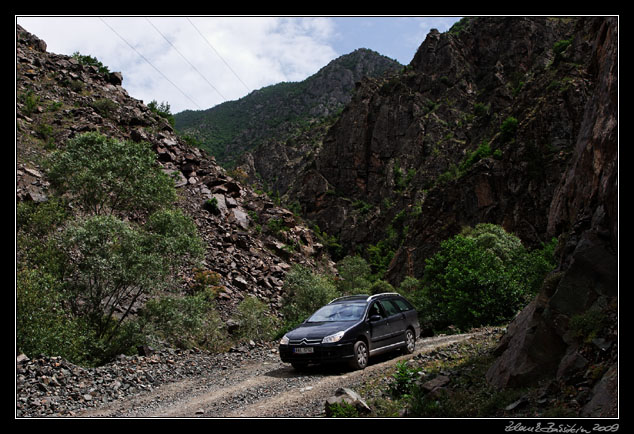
top-left (173, 48), bottom-right (402, 167)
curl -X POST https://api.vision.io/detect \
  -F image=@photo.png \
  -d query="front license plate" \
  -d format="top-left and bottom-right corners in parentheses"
top-left (293, 347), bottom-right (314, 354)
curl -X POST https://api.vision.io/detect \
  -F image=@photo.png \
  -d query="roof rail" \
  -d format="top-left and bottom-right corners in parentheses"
top-left (328, 292), bottom-right (401, 304)
top-left (328, 294), bottom-right (370, 304)
top-left (366, 292), bottom-right (401, 302)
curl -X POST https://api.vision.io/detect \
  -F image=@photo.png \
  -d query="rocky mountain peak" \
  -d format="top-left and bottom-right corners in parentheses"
top-left (173, 48), bottom-right (401, 168)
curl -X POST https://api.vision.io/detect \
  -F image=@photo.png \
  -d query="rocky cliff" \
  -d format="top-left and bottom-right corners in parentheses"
top-left (277, 17), bottom-right (617, 415)
top-left (16, 24), bottom-right (332, 319)
top-left (485, 17), bottom-right (618, 417)
top-left (291, 17), bottom-right (605, 274)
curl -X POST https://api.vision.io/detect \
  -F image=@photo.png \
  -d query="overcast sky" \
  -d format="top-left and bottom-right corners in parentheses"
top-left (16, 16), bottom-right (462, 114)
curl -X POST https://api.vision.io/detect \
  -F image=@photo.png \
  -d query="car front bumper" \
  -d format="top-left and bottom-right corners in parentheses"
top-left (279, 340), bottom-right (355, 365)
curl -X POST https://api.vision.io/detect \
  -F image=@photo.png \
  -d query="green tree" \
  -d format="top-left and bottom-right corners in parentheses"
top-left (58, 213), bottom-right (203, 345)
top-left (281, 265), bottom-right (339, 328)
top-left (460, 223), bottom-right (524, 262)
top-left (17, 131), bottom-right (205, 365)
top-left (148, 100), bottom-right (175, 127)
top-left (336, 255), bottom-right (372, 295)
top-left (369, 279), bottom-right (395, 295)
top-left (46, 132), bottom-right (176, 216)
top-left (420, 224), bottom-right (556, 331)
top-left (233, 296), bottom-right (279, 342)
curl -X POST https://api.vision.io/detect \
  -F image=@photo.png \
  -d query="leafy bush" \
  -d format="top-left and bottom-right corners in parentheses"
top-left (16, 269), bottom-right (91, 364)
top-left (500, 116), bottom-right (518, 143)
top-left (459, 223), bottom-right (523, 262)
top-left (58, 212), bottom-right (202, 343)
top-left (419, 224), bottom-right (556, 331)
top-left (336, 255), bottom-right (372, 295)
top-left (266, 217), bottom-right (288, 235)
top-left (91, 98), bottom-right (118, 117)
top-left (72, 51), bottom-right (110, 75)
top-left (459, 141), bottom-right (492, 172)
top-left (325, 401), bottom-right (360, 418)
top-left (435, 140), bottom-right (498, 186)
top-left (19, 89), bottom-right (40, 116)
top-left (570, 310), bottom-right (607, 343)
top-left (144, 208), bottom-right (205, 274)
top-left (140, 292), bottom-right (228, 352)
top-left (365, 222), bottom-right (400, 279)
top-left (233, 296), bottom-right (279, 342)
top-left (389, 361), bottom-right (423, 398)
top-left (473, 102), bottom-right (490, 117)
top-left (312, 224), bottom-right (344, 261)
top-left (369, 280), bottom-right (395, 295)
top-left (46, 132), bottom-right (176, 216)
top-left (148, 100), bottom-right (175, 127)
top-left (16, 198), bottom-right (69, 275)
top-left (552, 38), bottom-right (573, 65)
top-left (280, 265), bottom-right (339, 329)
top-left (191, 268), bottom-right (223, 296)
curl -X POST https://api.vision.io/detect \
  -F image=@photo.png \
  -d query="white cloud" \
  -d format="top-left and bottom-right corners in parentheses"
top-left (16, 16), bottom-right (339, 113)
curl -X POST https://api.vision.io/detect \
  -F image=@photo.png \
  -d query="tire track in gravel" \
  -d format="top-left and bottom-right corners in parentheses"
top-left (224, 333), bottom-right (478, 417)
top-left (77, 332), bottom-right (479, 418)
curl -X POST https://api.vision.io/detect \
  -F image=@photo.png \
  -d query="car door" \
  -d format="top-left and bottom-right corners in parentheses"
top-left (379, 299), bottom-right (407, 343)
top-left (367, 301), bottom-right (392, 349)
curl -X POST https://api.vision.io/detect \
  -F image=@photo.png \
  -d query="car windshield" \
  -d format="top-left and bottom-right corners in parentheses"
top-left (307, 303), bottom-right (366, 322)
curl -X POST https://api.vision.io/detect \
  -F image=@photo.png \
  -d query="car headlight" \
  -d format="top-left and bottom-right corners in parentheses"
top-left (322, 331), bottom-right (345, 344)
top-left (280, 335), bottom-right (289, 345)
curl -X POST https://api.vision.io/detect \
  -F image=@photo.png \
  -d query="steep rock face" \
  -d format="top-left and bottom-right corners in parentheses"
top-left (485, 17), bottom-right (617, 417)
top-left (293, 17), bottom-right (597, 272)
top-left (16, 25), bottom-right (332, 318)
top-left (284, 17), bottom-right (618, 415)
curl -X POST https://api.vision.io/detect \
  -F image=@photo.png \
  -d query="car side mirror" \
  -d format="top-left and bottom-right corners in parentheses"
top-left (369, 315), bottom-right (382, 322)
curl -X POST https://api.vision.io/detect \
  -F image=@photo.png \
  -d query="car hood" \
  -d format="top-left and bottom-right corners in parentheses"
top-left (286, 321), bottom-right (359, 340)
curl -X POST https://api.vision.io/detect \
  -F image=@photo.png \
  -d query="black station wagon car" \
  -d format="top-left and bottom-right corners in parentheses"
top-left (279, 293), bottom-right (420, 370)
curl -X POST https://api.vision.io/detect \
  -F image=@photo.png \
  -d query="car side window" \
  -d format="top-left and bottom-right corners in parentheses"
top-left (368, 302), bottom-right (384, 318)
top-left (379, 300), bottom-right (401, 317)
top-left (392, 298), bottom-right (413, 312)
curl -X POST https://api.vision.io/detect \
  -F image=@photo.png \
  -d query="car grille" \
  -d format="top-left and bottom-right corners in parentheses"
top-left (288, 338), bottom-right (322, 346)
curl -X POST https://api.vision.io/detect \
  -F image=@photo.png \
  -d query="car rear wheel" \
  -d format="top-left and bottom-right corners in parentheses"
top-left (350, 340), bottom-right (368, 370)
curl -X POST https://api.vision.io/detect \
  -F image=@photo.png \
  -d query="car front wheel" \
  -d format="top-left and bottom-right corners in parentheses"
top-left (350, 340), bottom-right (369, 370)
top-left (403, 329), bottom-right (416, 354)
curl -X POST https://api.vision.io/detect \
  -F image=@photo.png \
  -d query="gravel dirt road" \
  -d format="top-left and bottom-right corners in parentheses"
top-left (74, 332), bottom-right (481, 418)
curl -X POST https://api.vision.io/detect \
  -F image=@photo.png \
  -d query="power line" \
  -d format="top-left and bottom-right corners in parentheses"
top-left (186, 17), bottom-right (251, 94)
top-left (145, 18), bottom-right (227, 102)
top-left (99, 17), bottom-right (203, 110)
